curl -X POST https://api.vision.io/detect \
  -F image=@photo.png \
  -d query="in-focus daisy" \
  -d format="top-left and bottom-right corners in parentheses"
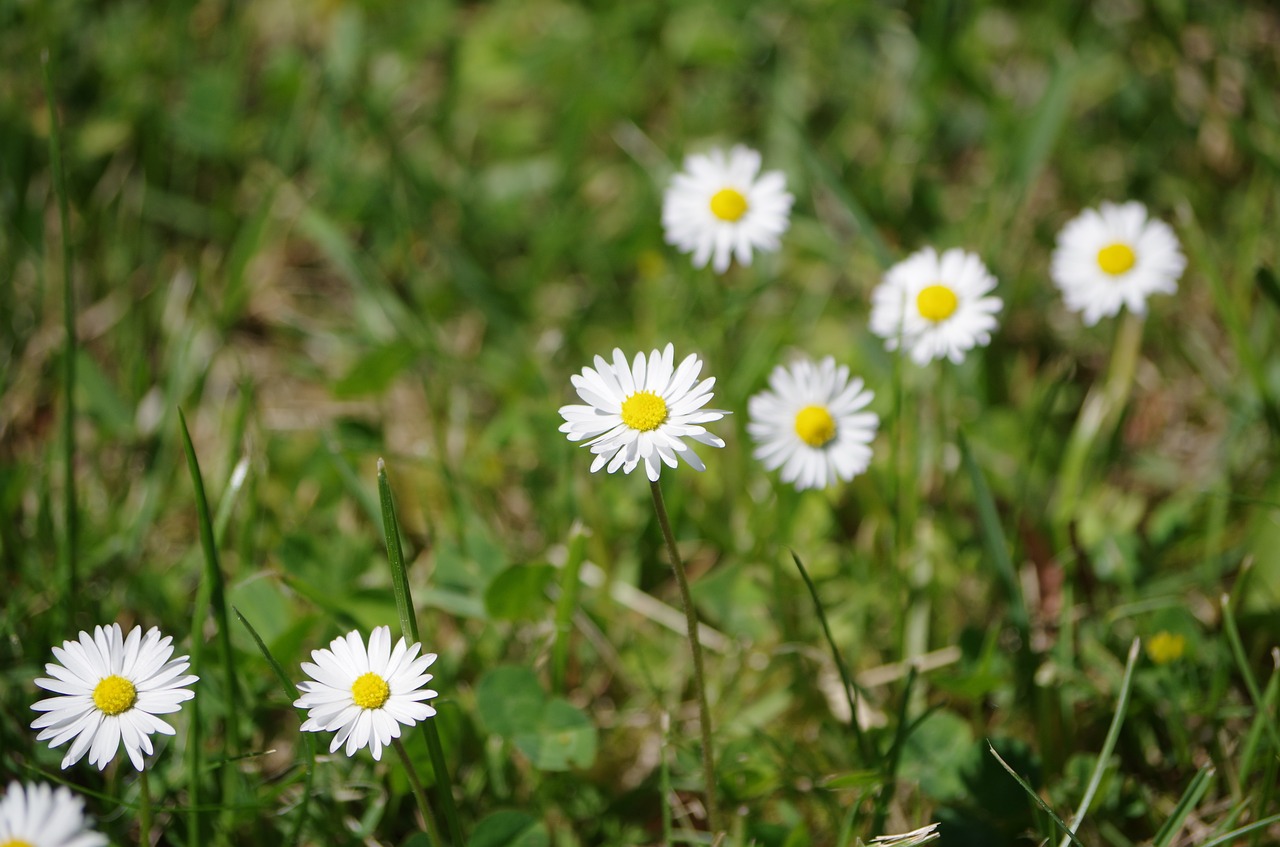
top-left (1050, 201), bottom-right (1185, 326)
top-left (31, 624), bottom-right (198, 771)
top-left (662, 145), bottom-right (794, 274)
top-left (295, 626), bottom-right (438, 761)
top-left (747, 357), bottom-right (879, 491)
top-left (870, 247), bottom-right (1003, 365)
top-left (559, 343), bottom-right (727, 482)
top-left (0, 782), bottom-right (107, 847)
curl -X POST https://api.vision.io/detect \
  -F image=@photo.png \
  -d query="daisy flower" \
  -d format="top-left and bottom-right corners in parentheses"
top-left (1050, 201), bottom-right (1185, 325)
top-left (558, 343), bottom-right (728, 481)
top-left (662, 145), bottom-right (794, 273)
top-left (0, 782), bottom-right (107, 847)
top-left (870, 246), bottom-right (1003, 365)
top-left (295, 626), bottom-right (438, 761)
top-left (31, 624), bottom-right (198, 771)
top-left (747, 357), bottom-right (879, 490)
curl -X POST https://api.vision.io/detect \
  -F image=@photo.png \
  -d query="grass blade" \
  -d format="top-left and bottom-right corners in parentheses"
top-left (1058, 638), bottom-right (1141, 847)
top-left (1152, 766), bottom-right (1215, 847)
top-left (1220, 594), bottom-right (1280, 757)
top-left (987, 742), bottom-right (1084, 847)
top-left (793, 128), bottom-right (893, 269)
top-left (232, 607), bottom-right (315, 847)
top-left (377, 459), bottom-right (464, 845)
top-left (1199, 814), bottom-right (1280, 847)
top-left (551, 522), bottom-right (589, 694)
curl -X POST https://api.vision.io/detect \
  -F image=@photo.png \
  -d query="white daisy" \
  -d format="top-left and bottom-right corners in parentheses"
top-left (558, 343), bottom-right (728, 482)
top-left (294, 626), bottom-right (438, 761)
top-left (870, 246), bottom-right (1003, 365)
top-left (0, 782), bottom-right (107, 847)
top-left (31, 624), bottom-right (198, 771)
top-left (662, 144), bottom-right (794, 274)
top-left (747, 357), bottom-right (879, 491)
top-left (1050, 201), bottom-right (1185, 325)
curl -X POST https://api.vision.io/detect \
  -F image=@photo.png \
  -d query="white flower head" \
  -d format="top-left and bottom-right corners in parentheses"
top-left (662, 144), bottom-right (794, 274)
top-left (0, 782), bottom-right (107, 847)
top-left (31, 623), bottom-right (198, 771)
top-left (559, 343), bottom-right (728, 482)
top-left (870, 246), bottom-right (1003, 365)
top-left (748, 357), bottom-right (879, 491)
top-left (294, 626), bottom-right (438, 761)
top-left (1050, 201), bottom-right (1185, 325)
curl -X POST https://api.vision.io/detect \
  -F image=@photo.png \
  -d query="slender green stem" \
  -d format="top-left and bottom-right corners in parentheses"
top-left (378, 460), bottom-right (465, 846)
top-left (394, 738), bottom-right (443, 846)
top-left (138, 769), bottom-right (153, 847)
top-left (42, 50), bottom-right (77, 628)
top-left (659, 712), bottom-right (674, 847)
top-left (1221, 594), bottom-right (1280, 756)
top-left (648, 478), bottom-right (719, 836)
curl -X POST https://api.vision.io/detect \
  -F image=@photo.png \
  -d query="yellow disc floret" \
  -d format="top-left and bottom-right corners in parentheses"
top-left (794, 405), bottom-right (837, 447)
top-left (1145, 631), bottom-right (1186, 665)
top-left (620, 391), bottom-right (668, 432)
top-left (351, 672), bottom-right (391, 710)
top-left (709, 188), bottom-right (749, 222)
top-left (916, 284), bottom-right (959, 322)
top-left (2, 839), bottom-right (36, 847)
top-left (92, 675), bottom-right (137, 716)
top-left (1097, 242), bottom-right (1136, 276)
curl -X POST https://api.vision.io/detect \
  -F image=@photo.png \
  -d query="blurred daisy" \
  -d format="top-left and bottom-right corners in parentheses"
top-left (870, 247), bottom-right (1002, 365)
top-left (31, 624), bottom-right (198, 771)
top-left (748, 357), bottom-right (878, 490)
top-left (295, 626), bottom-right (438, 761)
top-left (1050, 201), bottom-right (1185, 325)
top-left (662, 145), bottom-right (794, 273)
top-left (559, 343), bottom-right (727, 481)
top-left (0, 782), bottom-right (107, 847)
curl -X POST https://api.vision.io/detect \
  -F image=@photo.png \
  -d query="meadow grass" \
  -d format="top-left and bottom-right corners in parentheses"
top-left (2, 1), bottom-right (1280, 845)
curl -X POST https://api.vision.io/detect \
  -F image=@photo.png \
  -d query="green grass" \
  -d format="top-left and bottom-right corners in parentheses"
top-left (2, 1), bottom-right (1279, 845)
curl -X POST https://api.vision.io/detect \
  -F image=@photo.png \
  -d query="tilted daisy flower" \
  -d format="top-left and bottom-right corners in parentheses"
top-left (662, 145), bottom-right (794, 274)
top-left (0, 782), bottom-right (107, 847)
top-left (870, 246), bottom-right (1003, 365)
top-left (31, 624), bottom-right (198, 771)
top-left (558, 343), bottom-right (728, 482)
top-left (1050, 201), bottom-right (1186, 325)
top-left (295, 626), bottom-right (438, 761)
top-left (747, 357), bottom-right (879, 491)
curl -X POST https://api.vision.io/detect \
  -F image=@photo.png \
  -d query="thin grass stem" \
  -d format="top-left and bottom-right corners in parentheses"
top-left (1220, 594), bottom-right (1280, 756)
top-left (394, 737), bottom-right (444, 847)
top-left (649, 478), bottom-right (720, 837)
top-left (138, 769), bottom-right (153, 847)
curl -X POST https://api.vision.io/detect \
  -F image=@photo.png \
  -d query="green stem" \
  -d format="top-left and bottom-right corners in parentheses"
top-left (138, 769), bottom-right (154, 847)
top-left (648, 479), bottom-right (720, 836)
top-left (1053, 311), bottom-right (1144, 537)
top-left (42, 50), bottom-right (77, 628)
top-left (394, 737), bottom-right (444, 847)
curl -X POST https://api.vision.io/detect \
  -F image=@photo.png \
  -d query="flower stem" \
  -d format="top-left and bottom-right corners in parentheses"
top-left (139, 769), bottom-right (154, 847)
top-left (394, 737), bottom-right (444, 847)
top-left (649, 479), bottom-right (720, 837)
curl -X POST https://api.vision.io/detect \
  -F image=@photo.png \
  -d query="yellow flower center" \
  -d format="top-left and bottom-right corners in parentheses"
top-left (916, 284), bottom-right (959, 322)
top-left (709, 188), bottom-right (749, 222)
top-left (1145, 631), bottom-right (1186, 665)
top-left (794, 405), bottom-right (837, 447)
top-left (620, 391), bottom-right (668, 432)
top-left (2, 840), bottom-right (36, 847)
top-left (1097, 242), bottom-right (1136, 276)
top-left (92, 675), bottom-right (137, 716)
top-left (351, 672), bottom-right (391, 710)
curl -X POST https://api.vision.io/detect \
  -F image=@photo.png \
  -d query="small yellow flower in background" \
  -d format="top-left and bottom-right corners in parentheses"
top-left (1145, 630), bottom-right (1187, 665)
top-left (0, 782), bottom-right (107, 847)
top-left (559, 343), bottom-right (727, 481)
top-left (31, 624), bottom-right (198, 771)
top-left (662, 145), bottom-right (794, 274)
top-left (1050, 201), bottom-right (1185, 326)
top-left (747, 357), bottom-right (879, 491)
top-left (869, 247), bottom-right (1003, 365)
top-left (295, 626), bottom-right (438, 761)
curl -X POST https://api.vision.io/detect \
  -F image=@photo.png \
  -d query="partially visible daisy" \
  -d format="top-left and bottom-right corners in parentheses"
top-left (1050, 201), bottom-right (1185, 325)
top-left (31, 624), bottom-right (198, 771)
top-left (295, 626), bottom-right (438, 761)
top-left (870, 247), bottom-right (1003, 365)
top-left (747, 357), bottom-right (879, 491)
top-left (0, 782), bottom-right (107, 847)
top-left (559, 343), bottom-right (728, 481)
top-left (662, 145), bottom-right (794, 274)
